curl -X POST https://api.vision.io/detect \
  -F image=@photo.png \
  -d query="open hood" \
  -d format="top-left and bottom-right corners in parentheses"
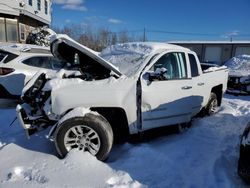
top-left (50, 34), bottom-right (122, 77)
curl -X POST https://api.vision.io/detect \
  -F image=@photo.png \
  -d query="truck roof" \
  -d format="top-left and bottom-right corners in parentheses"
top-left (100, 42), bottom-right (191, 77)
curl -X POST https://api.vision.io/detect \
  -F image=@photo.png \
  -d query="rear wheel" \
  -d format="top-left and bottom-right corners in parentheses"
top-left (205, 92), bottom-right (218, 116)
top-left (55, 113), bottom-right (113, 161)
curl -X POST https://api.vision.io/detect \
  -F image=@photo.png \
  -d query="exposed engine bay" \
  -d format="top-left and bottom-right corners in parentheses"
top-left (20, 60), bottom-right (114, 136)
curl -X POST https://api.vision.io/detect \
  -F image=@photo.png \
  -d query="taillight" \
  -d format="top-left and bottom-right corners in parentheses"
top-left (0, 67), bottom-right (15, 75)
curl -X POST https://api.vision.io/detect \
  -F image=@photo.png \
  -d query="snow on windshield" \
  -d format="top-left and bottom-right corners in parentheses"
top-left (225, 54), bottom-right (250, 76)
top-left (100, 43), bottom-right (153, 77)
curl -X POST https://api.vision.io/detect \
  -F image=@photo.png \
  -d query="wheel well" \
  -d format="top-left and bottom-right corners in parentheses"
top-left (211, 84), bottom-right (223, 106)
top-left (90, 107), bottom-right (129, 143)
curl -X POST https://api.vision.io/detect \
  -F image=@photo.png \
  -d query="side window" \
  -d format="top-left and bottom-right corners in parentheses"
top-left (29, 0), bottom-right (32, 6)
top-left (49, 57), bottom-right (66, 69)
top-left (22, 56), bottom-right (51, 69)
top-left (45, 0), bottom-right (48, 15)
top-left (37, 0), bottom-right (41, 11)
top-left (188, 54), bottom-right (199, 77)
top-left (150, 52), bottom-right (187, 81)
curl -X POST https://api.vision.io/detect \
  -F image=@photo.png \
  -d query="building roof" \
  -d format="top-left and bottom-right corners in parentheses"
top-left (168, 41), bottom-right (250, 44)
top-left (0, 2), bottom-right (51, 26)
top-left (0, 4), bottom-right (19, 16)
top-left (20, 10), bottom-right (51, 25)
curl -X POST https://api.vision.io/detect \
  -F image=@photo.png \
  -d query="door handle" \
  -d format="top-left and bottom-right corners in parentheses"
top-left (198, 82), bottom-right (205, 86)
top-left (181, 86), bottom-right (192, 90)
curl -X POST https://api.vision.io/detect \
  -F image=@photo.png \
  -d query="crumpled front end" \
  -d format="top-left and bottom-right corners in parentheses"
top-left (16, 71), bottom-right (57, 138)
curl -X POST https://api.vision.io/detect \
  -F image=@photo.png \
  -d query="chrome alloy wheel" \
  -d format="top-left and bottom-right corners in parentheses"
top-left (210, 98), bottom-right (218, 114)
top-left (64, 125), bottom-right (101, 155)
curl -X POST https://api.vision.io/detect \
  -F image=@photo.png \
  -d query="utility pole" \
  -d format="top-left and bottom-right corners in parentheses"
top-left (143, 27), bottom-right (146, 42)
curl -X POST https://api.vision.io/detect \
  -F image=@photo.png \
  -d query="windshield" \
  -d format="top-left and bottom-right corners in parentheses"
top-left (100, 43), bottom-right (153, 77)
top-left (100, 52), bottom-right (149, 77)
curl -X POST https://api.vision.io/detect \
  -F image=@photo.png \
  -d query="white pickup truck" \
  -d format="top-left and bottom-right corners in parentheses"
top-left (16, 34), bottom-right (228, 161)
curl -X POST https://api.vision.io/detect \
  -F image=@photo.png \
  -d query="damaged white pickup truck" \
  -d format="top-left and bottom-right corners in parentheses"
top-left (16, 34), bottom-right (228, 161)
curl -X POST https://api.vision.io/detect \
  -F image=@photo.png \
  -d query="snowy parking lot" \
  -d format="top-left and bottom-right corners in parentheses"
top-left (0, 94), bottom-right (249, 187)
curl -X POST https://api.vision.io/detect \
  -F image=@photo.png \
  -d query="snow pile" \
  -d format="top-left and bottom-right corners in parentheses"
top-left (0, 147), bottom-right (142, 188)
top-left (0, 94), bottom-right (250, 187)
top-left (225, 55), bottom-right (250, 76)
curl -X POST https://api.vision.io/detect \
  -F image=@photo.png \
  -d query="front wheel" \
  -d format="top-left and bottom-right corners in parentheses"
top-left (55, 113), bottom-right (113, 161)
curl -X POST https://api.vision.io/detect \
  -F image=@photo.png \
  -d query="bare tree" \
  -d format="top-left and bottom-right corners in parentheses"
top-left (52, 25), bottom-right (142, 51)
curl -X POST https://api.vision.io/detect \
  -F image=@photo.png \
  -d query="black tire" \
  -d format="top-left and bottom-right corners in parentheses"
top-left (55, 113), bottom-right (113, 161)
top-left (238, 157), bottom-right (250, 184)
top-left (205, 92), bottom-right (218, 116)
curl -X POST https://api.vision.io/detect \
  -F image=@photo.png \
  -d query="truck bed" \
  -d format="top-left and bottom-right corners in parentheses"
top-left (201, 63), bottom-right (227, 73)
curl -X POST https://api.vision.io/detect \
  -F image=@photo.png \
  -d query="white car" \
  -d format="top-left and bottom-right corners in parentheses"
top-left (17, 34), bottom-right (228, 161)
top-left (0, 43), bottom-right (67, 99)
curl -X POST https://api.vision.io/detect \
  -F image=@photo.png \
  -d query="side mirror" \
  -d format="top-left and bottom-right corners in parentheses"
top-left (143, 68), bottom-right (168, 85)
top-left (155, 67), bottom-right (167, 75)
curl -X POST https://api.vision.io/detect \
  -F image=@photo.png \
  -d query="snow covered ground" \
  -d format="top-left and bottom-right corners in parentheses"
top-left (0, 94), bottom-right (249, 188)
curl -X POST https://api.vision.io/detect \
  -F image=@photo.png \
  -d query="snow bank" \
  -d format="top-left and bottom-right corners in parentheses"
top-left (225, 54), bottom-right (250, 76)
top-left (0, 146), bottom-right (142, 188)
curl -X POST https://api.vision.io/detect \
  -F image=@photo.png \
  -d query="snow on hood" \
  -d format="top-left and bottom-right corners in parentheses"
top-left (100, 42), bottom-right (190, 77)
top-left (225, 54), bottom-right (250, 77)
top-left (43, 74), bottom-right (118, 92)
top-left (50, 34), bottom-right (122, 77)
